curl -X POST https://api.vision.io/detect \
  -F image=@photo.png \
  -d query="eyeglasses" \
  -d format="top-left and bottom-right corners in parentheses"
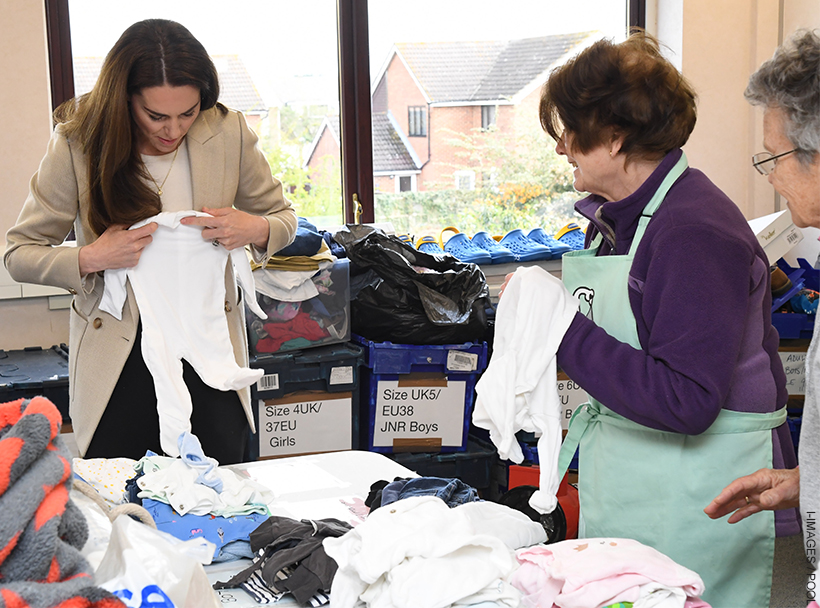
top-left (752, 149), bottom-right (798, 175)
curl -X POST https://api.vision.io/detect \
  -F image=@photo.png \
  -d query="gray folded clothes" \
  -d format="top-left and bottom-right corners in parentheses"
top-left (214, 516), bottom-right (351, 606)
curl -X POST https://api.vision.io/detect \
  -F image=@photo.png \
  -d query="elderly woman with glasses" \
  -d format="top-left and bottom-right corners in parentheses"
top-left (706, 28), bottom-right (820, 592)
top-left (494, 31), bottom-right (799, 608)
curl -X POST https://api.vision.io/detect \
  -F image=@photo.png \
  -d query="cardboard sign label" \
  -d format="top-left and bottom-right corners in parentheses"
top-left (779, 351), bottom-right (807, 396)
top-left (373, 377), bottom-right (466, 447)
top-left (259, 392), bottom-right (352, 457)
top-left (557, 373), bottom-right (588, 430)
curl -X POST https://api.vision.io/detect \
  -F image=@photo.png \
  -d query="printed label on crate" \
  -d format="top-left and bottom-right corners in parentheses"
top-left (259, 392), bottom-right (352, 457)
top-left (373, 377), bottom-right (466, 447)
top-left (329, 365), bottom-right (354, 386)
top-left (446, 350), bottom-right (479, 372)
top-left (779, 351), bottom-right (807, 396)
top-left (557, 372), bottom-right (588, 430)
top-left (257, 373), bottom-right (280, 392)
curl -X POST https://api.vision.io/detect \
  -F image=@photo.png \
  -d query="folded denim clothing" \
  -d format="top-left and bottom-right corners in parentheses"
top-left (376, 476), bottom-right (481, 511)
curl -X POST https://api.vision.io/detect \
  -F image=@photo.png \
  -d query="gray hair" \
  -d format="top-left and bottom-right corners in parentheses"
top-left (745, 29), bottom-right (820, 163)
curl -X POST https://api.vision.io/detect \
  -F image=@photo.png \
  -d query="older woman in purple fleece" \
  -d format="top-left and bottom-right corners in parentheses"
top-left (705, 29), bottom-right (820, 603)
top-left (530, 32), bottom-right (798, 608)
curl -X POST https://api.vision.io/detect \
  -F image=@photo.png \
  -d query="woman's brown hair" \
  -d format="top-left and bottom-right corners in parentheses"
top-left (54, 19), bottom-right (227, 236)
top-left (539, 31), bottom-right (697, 163)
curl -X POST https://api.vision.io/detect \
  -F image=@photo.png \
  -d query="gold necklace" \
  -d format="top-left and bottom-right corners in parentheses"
top-left (146, 146), bottom-right (179, 196)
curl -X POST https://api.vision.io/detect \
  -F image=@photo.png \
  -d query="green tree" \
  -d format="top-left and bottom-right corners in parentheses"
top-left (261, 135), bottom-right (343, 225)
top-left (375, 125), bottom-right (583, 238)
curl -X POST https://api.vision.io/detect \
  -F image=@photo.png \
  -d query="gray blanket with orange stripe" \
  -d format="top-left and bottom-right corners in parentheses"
top-left (0, 396), bottom-right (124, 608)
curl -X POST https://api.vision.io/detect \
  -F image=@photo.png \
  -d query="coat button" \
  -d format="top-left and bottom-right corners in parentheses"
top-left (224, 302), bottom-right (232, 313)
top-left (93, 318), bottom-right (102, 329)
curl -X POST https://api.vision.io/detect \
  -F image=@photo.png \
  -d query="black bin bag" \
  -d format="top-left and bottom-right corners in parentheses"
top-left (333, 225), bottom-right (491, 345)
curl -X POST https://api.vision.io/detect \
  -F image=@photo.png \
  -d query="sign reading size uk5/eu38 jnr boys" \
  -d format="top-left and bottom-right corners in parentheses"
top-left (374, 378), bottom-right (466, 447)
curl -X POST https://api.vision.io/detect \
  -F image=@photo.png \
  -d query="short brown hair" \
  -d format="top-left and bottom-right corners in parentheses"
top-left (539, 32), bottom-right (697, 162)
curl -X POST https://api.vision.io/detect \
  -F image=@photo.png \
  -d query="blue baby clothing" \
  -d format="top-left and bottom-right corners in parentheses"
top-left (141, 498), bottom-right (267, 562)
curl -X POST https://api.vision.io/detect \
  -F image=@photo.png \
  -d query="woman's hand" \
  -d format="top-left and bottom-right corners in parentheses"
top-left (78, 222), bottom-right (158, 275)
top-left (180, 207), bottom-right (269, 250)
top-left (498, 272), bottom-right (515, 300)
top-left (704, 467), bottom-right (800, 524)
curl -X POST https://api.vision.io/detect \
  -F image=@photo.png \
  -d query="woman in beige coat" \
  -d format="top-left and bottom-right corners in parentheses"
top-left (4, 19), bottom-right (297, 464)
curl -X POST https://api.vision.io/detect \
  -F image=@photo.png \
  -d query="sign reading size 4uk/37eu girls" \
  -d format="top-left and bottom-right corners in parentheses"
top-left (259, 391), bottom-right (353, 458)
top-left (373, 376), bottom-right (466, 448)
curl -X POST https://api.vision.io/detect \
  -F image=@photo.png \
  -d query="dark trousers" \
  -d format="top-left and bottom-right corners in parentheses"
top-left (84, 325), bottom-right (249, 464)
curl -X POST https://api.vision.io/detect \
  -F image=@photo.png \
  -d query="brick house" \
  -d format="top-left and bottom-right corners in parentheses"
top-left (304, 31), bottom-right (595, 194)
top-left (305, 113), bottom-right (422, 194)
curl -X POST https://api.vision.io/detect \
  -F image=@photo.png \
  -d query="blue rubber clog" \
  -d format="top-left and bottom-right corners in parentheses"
top-left (499, 228), bottom-right (553, 262)
top-left (527, 228), bottom-right (572, 259)
top-left (471, 231), bottom-right (517, 264)
top-left (416, 235), bottom-right (446, 255)
top-left (555, 223), bottom-right (586, 250)
top-left (443, 232), bottom-right (493, 265)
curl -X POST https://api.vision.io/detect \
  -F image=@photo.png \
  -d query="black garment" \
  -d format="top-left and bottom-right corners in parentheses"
top-left (214, 516), bottom-right (352, 605)
top-left (84, 323), bottom-right (249, 464)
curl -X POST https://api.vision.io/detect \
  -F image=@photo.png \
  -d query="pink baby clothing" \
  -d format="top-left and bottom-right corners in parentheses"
top-left (511, 538), bottom-right (710, 608)
top-left (100, 211), bottom-right (266, 458)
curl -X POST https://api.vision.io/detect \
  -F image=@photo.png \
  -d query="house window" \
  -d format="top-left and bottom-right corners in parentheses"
top-left (408, 107), bottom-right (427, 137)
top-left (454, 170), bottom-right (476, 191)
top-left (481, 105), bottom-right (496, 130)
top-left (399, 176), bottom-right (412, 192)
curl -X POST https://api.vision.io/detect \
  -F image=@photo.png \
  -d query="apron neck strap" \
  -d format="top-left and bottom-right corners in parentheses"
top-left (587, 152), bottom-right (689, 253)
top-left (629, 152), bottom-right (689, 254)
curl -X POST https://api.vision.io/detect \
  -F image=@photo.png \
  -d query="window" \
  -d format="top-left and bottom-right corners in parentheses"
top-left (368, 0), bottom-right (630, 237)
top-left (47, 0), bottom-right (640, 229)
top-left (399, 175), bottom-right (412, 192)
top-left (57, 0), bottom-right (344, 228)
top-left (408, 106), bottom-right (427, 137)
top-left (481, 105), bottom-right (496, 130)
top-left (454, 170), bottom-right (475, 191)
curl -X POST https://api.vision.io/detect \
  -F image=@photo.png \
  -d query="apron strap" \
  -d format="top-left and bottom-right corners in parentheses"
top-left (628, 152), bottom-right (689, 255)
top-left (557, 402), bottom-right (787, 479)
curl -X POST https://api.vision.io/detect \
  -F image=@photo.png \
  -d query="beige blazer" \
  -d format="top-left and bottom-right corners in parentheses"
top-left (4, 107), bottom-right (298, 455)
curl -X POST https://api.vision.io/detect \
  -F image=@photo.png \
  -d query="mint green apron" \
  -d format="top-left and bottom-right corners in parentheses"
top-left (558, 153), bottom-right (783, 608)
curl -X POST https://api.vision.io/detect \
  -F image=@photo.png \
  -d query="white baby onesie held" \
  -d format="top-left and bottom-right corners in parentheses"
top-left (100, 211), bottom-right (266, 457)
top-left (473, 266), bottom-right (577, 514)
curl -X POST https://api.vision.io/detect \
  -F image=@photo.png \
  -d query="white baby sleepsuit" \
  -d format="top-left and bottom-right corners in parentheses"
top-left (100, 211), bottom-right (266, 458)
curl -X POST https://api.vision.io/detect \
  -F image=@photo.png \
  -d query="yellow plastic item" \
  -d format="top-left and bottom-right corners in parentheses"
top-left (415, 235), bottom-right (439, 249)
top-left (555, 222), bottom-right (584, 240)
top-left (437, 226), bottom-right (462, 248)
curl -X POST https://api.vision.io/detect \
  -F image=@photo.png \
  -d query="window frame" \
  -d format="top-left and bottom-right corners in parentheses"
top-left (481, 104), bottom-right (497, 130)
top-left (407, 106), bottom-right (427, 137)
top-left (44, 0), bottom-right (644, 226)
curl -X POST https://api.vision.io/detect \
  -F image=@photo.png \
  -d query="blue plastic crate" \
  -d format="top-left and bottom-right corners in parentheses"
top-left (0, 345), bottom-right (70, 424)
top-left (772, 258), bottom-right (818, 339)
top-left (354, 334), bottom-right (488, 453)
top-left (788, 416), bottom-right (802, 450)
top-left (386, 437), bottom-right (499, 496)
top-left (248, 342), bottom-right (363, 460)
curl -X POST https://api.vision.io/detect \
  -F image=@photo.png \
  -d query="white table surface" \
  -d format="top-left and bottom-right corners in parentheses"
top-left (207, 450), bottom-right (418, 606)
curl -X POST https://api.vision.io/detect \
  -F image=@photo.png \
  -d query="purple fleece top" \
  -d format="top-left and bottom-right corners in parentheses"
top-left (556, 149), bottom-right (800, 535)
